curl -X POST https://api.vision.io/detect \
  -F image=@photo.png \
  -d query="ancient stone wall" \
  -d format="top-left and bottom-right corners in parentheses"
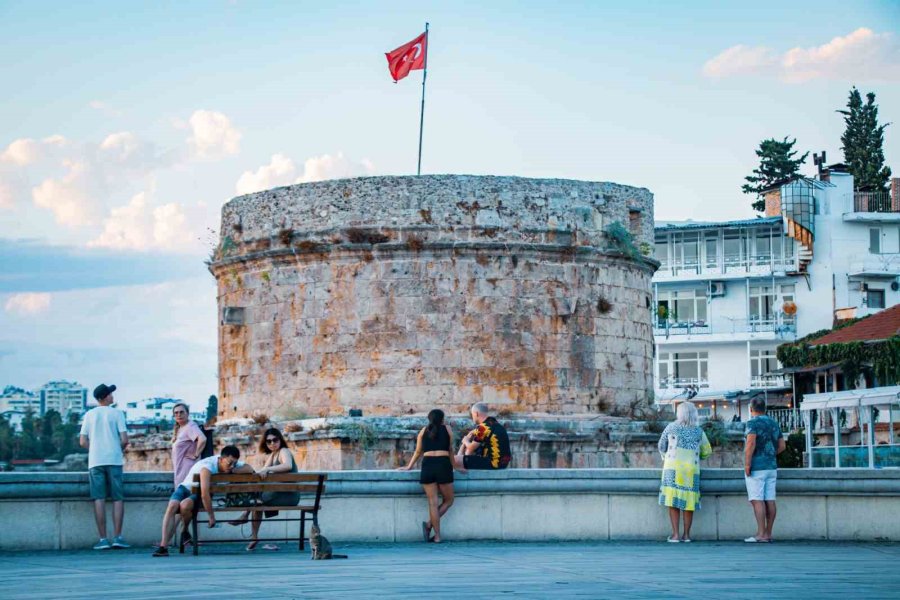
top-left (210, 176), bottom-right (656, 419)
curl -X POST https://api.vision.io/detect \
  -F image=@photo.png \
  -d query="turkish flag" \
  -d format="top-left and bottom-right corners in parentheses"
top-left (385, 32), bottom-right (427, 82)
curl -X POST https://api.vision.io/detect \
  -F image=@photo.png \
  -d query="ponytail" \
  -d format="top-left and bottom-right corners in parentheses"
top-left (426, 409), bottom-right (444, 441)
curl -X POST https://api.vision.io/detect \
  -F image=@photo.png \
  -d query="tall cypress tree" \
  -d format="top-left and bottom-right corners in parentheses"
top-left (838, 87), bottom-right (892, 192)
top-left (742, 137), bottom-right (809, 212)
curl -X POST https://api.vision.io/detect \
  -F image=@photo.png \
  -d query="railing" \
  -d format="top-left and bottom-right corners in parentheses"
top-left (768, 408), bottom-right (802, 433)
top-left (853, 191), bottom-right (898, 213)
top-left (655, 256), bottom-right (797, 278)
top-left (658, 377), bottom-right (708, 390)
top-left (849, 253), bottom-right (900, 275)
top-left (751, 375), bottom-right (790, 389)
top-left (654, 317), bottom-right (796, 337)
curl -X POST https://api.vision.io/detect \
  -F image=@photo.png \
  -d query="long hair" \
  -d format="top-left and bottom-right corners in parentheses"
top-left (258, 427), bottom-right (288, 454)
top-left (426, 409), bottom-right (444, 440)
top-left (675, 402), bottom-right (699, 428)
top-left (171, 402), bottom-right (190, 443)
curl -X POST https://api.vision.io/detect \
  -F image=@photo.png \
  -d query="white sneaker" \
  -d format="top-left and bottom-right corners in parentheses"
top-left (93, 538), bottom-right (112, 550)
top-left (112, 536), bottom-right (130, 549)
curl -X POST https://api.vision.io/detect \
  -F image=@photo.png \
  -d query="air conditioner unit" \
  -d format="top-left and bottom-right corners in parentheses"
top-left (709, 281), bottom-right (726, 297)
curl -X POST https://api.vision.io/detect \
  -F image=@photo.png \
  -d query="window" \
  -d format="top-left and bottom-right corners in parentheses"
top-left (704, 234), bottom-right (718, 269)
top-left (750, 348), bottom-right (780, 378)
top-left (655, 239), bottom-right (668, 265)
top-left (658, 289), bottom-right (708, 324)
top-left (755, 229), bottom-right (772, 264)
top-left (867, 289), bottom-right (885, 309)
top-left (870, 228), bottom-right (881, 254)
top-left (723, 229), bottom-right (743, 269)
top-left (658, 351), bottom-right (709, 385)
top-left (749, 285), bottom-right (776, 322)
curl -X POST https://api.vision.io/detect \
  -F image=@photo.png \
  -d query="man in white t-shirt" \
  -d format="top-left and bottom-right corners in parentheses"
top-left (152, 445), bottom-right (256, 557)
top-left (79, 383), bottom-right (129, 550)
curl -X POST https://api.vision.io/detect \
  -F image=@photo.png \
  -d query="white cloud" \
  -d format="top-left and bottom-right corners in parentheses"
top-left (88, 100), bottom-right (123, 117)
top-left (87, 192), bottom-right (194, 252)
top-left (1, 138), bottom-right (41, 166)
top-left (5, 292), bottom-right (51, 316)
top-left (296, 152), bottom-right (376, 183)
top-left (187, 110), bottom-right (241, 159)
top-left (703, 28), bottom-right (900, 83)
top-left (235, 153), bottom-right (296, 195)
top-left (0, 177), bottom-right (13, 209)
top-left (32, 159), bottom-right (96, 226)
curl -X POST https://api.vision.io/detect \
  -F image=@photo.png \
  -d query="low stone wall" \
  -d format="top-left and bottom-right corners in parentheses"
top-left (123, 417), bottom-right (746, 471)
top-left (2, 469), bottom-right (898, 550)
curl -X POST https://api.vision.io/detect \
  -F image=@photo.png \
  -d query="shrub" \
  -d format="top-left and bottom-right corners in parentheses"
top-left (777, 430), bottom-right (805, 468)
top-left (701, 418), bottom-right (728, 447)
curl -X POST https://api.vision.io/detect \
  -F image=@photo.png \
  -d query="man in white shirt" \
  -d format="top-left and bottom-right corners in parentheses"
top-left (152, 446), bottom-right (256, 557)
top-left (79, 383), bottom-right (129, 550)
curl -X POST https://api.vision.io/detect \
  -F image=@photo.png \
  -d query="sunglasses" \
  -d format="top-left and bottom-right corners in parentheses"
top-left (266, 437), bottom-right (280, 444)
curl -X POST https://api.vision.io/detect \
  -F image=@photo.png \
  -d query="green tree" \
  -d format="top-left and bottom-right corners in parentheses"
top-left (742, 137), bottom-right (809, 212)
top-left (206, 394), bottom-right (218, 423)
top-left (39, 409), bottom-right (61, 458)
top-left (837, 87), bottom-right (892, 191)
top-left (53, 412), bottom-right (84, 459)
top-left (16, 409), bottom-right (41, 459)
top-left (0, 414), bottom-right (14, 462)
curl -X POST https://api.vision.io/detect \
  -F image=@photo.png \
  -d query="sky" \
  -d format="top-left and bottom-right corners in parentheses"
top-left (1, 0), bottom-right (898, 411)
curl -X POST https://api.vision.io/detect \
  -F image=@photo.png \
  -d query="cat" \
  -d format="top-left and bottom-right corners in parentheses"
top-left (310, 521), bottom-right (347, 559)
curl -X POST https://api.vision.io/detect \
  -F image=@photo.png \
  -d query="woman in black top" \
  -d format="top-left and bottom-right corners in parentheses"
top-left (398, 409), bottom-right (466, 543)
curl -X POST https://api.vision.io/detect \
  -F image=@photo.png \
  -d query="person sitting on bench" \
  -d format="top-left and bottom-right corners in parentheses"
top-left (152, 445), bottom-right (255, 557)
top-left (457, 403), bottom-right (512, 470)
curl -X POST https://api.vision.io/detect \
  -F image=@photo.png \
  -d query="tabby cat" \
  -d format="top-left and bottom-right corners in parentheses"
top-left (310, 522), bottom-right (347, 559)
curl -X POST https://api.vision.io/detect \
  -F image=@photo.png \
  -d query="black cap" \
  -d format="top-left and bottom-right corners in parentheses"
top-left (93, 383), bottom-right (117, 400)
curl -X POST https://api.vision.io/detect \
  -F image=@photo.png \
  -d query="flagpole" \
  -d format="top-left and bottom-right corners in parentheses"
top-left (416, 22), bottom-right (429, 176)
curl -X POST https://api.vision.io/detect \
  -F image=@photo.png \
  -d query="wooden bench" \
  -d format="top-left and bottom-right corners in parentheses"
top-left (182, 472), bottom-right (326, 555)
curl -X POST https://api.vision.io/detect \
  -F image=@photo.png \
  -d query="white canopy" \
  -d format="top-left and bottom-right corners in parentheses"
top-left (800, 385), bottom-right (900, 411)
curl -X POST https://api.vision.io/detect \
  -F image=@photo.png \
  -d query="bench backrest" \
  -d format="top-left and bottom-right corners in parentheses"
top-left (191, 473), bottom-right (327, 510)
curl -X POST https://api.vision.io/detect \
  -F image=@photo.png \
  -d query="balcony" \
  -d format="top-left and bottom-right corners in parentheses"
top-left (655, 256), bottom-right (798, 281)
top-left (750, 375), bottom-right (790, 389)
top-left (847, 253), bottom-right (900, 279)
top-left (658, 377), bottom-right (708, 390)
top-left (654, 317), bottom-right (797, 339)
top-left (844, 192), bottom-right (900, 222)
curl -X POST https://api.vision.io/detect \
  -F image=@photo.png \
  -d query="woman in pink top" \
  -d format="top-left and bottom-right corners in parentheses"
top-left (171, 403), bottom-right (206, 489)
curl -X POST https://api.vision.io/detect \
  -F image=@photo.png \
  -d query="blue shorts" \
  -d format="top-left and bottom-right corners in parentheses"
top-left (89, 465), bottom-right (124, 501)
top-left (169, 485), bottom-right (198, 505)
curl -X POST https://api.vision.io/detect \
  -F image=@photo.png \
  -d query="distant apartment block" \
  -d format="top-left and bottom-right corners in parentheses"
top-left (0, 386), bottom-right (41, 414)
top-left (38, 381), bottom-right (88, 418)
top-left (654, 167), bottom-right (900, 421)
top-left (123, 397), bottom-right (205, 426)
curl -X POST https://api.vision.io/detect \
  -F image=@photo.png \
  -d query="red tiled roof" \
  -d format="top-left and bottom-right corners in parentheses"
top-left (810, 304), bottom-right (900, 345)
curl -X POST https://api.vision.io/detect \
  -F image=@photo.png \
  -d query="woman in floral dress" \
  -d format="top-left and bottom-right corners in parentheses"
top-left (658, 402), bottom-right (712, 542)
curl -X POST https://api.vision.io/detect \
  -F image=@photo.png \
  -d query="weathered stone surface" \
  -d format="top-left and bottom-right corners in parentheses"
top-left (210, 175), bottom-right (656, 419)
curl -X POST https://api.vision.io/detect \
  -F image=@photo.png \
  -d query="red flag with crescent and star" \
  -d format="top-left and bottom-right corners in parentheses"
top-left (385, 32), bottom-right (427, 82)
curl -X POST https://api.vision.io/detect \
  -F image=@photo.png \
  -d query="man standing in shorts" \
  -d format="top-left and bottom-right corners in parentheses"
top-left (457, 403), bottom-right (512, 470)
top-left (743, 396), bottom-right (786, 543)
top-left (79, 383), bottom-right (130, 550)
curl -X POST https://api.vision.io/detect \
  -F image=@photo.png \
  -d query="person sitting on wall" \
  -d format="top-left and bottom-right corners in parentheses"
top-left (456, 402), bottom-right (512, 470)
top-left (152, 445), bottom-right (255, 557)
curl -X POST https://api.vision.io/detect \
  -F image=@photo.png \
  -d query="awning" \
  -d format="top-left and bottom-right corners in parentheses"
top-left (800, 385), bottom-right (900, 411)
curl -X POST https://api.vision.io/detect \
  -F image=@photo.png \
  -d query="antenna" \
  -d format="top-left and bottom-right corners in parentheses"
top-left (813, 151), bottom-right (827, 174)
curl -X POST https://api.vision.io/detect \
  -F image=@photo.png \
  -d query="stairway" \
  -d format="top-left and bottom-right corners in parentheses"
top-left (786, 217), bottom-right (813, 273)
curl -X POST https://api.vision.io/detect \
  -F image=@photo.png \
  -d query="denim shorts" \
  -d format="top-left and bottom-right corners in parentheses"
top-left (89, 465), bottom-right (124, 501)
top-left (169, 485), bottom-right (198, 505)
top-left (745, 469), bottom-right (777, 501)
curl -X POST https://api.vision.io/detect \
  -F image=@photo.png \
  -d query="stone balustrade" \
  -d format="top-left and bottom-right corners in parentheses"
top-left (2, 468), bottom-right (898, 550)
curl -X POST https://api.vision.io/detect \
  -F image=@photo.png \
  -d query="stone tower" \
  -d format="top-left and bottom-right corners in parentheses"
top-left (209, 175), bottom-right (656, 419)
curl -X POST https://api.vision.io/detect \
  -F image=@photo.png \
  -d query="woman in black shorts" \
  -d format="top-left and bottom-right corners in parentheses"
top-left (398, 409), bottom-right (466, 543)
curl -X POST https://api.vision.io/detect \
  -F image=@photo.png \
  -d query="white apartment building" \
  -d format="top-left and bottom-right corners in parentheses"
top-left (0, 386), bottom-right (40, 414)
top-left (123, 397), bottom-right (205, 425)
top-left (653, 165), bottom-right (900, 421)
top-left (38, 381), bottom-right (88, 418)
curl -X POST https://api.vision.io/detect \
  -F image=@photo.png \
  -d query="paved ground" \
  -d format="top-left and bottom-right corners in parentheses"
top-left (2, 541), bottom-right (898, 599)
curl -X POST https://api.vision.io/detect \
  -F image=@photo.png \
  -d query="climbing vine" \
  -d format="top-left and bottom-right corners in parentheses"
top-left (777, 337), bottom-right (900, 388)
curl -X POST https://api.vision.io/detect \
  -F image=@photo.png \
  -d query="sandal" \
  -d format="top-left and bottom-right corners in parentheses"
top-left (246, 540), bottom-right (259, 551)
top-left (262, 544), bottom-right (280, 551)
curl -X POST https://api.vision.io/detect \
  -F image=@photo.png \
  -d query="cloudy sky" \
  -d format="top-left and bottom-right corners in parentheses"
top-left (1, 1), bottom-right (898, 411)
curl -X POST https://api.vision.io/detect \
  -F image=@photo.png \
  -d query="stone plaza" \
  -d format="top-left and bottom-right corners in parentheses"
top-left (3, 541), bottom-right (898, 599)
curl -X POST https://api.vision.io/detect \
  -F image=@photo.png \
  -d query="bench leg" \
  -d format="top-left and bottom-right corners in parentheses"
top-left (178, 521), bottom-right (184, 554)
top-left (300, 512), bottom-right (306, 551)
top-left (192, 513), bottom-right (199, 556)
